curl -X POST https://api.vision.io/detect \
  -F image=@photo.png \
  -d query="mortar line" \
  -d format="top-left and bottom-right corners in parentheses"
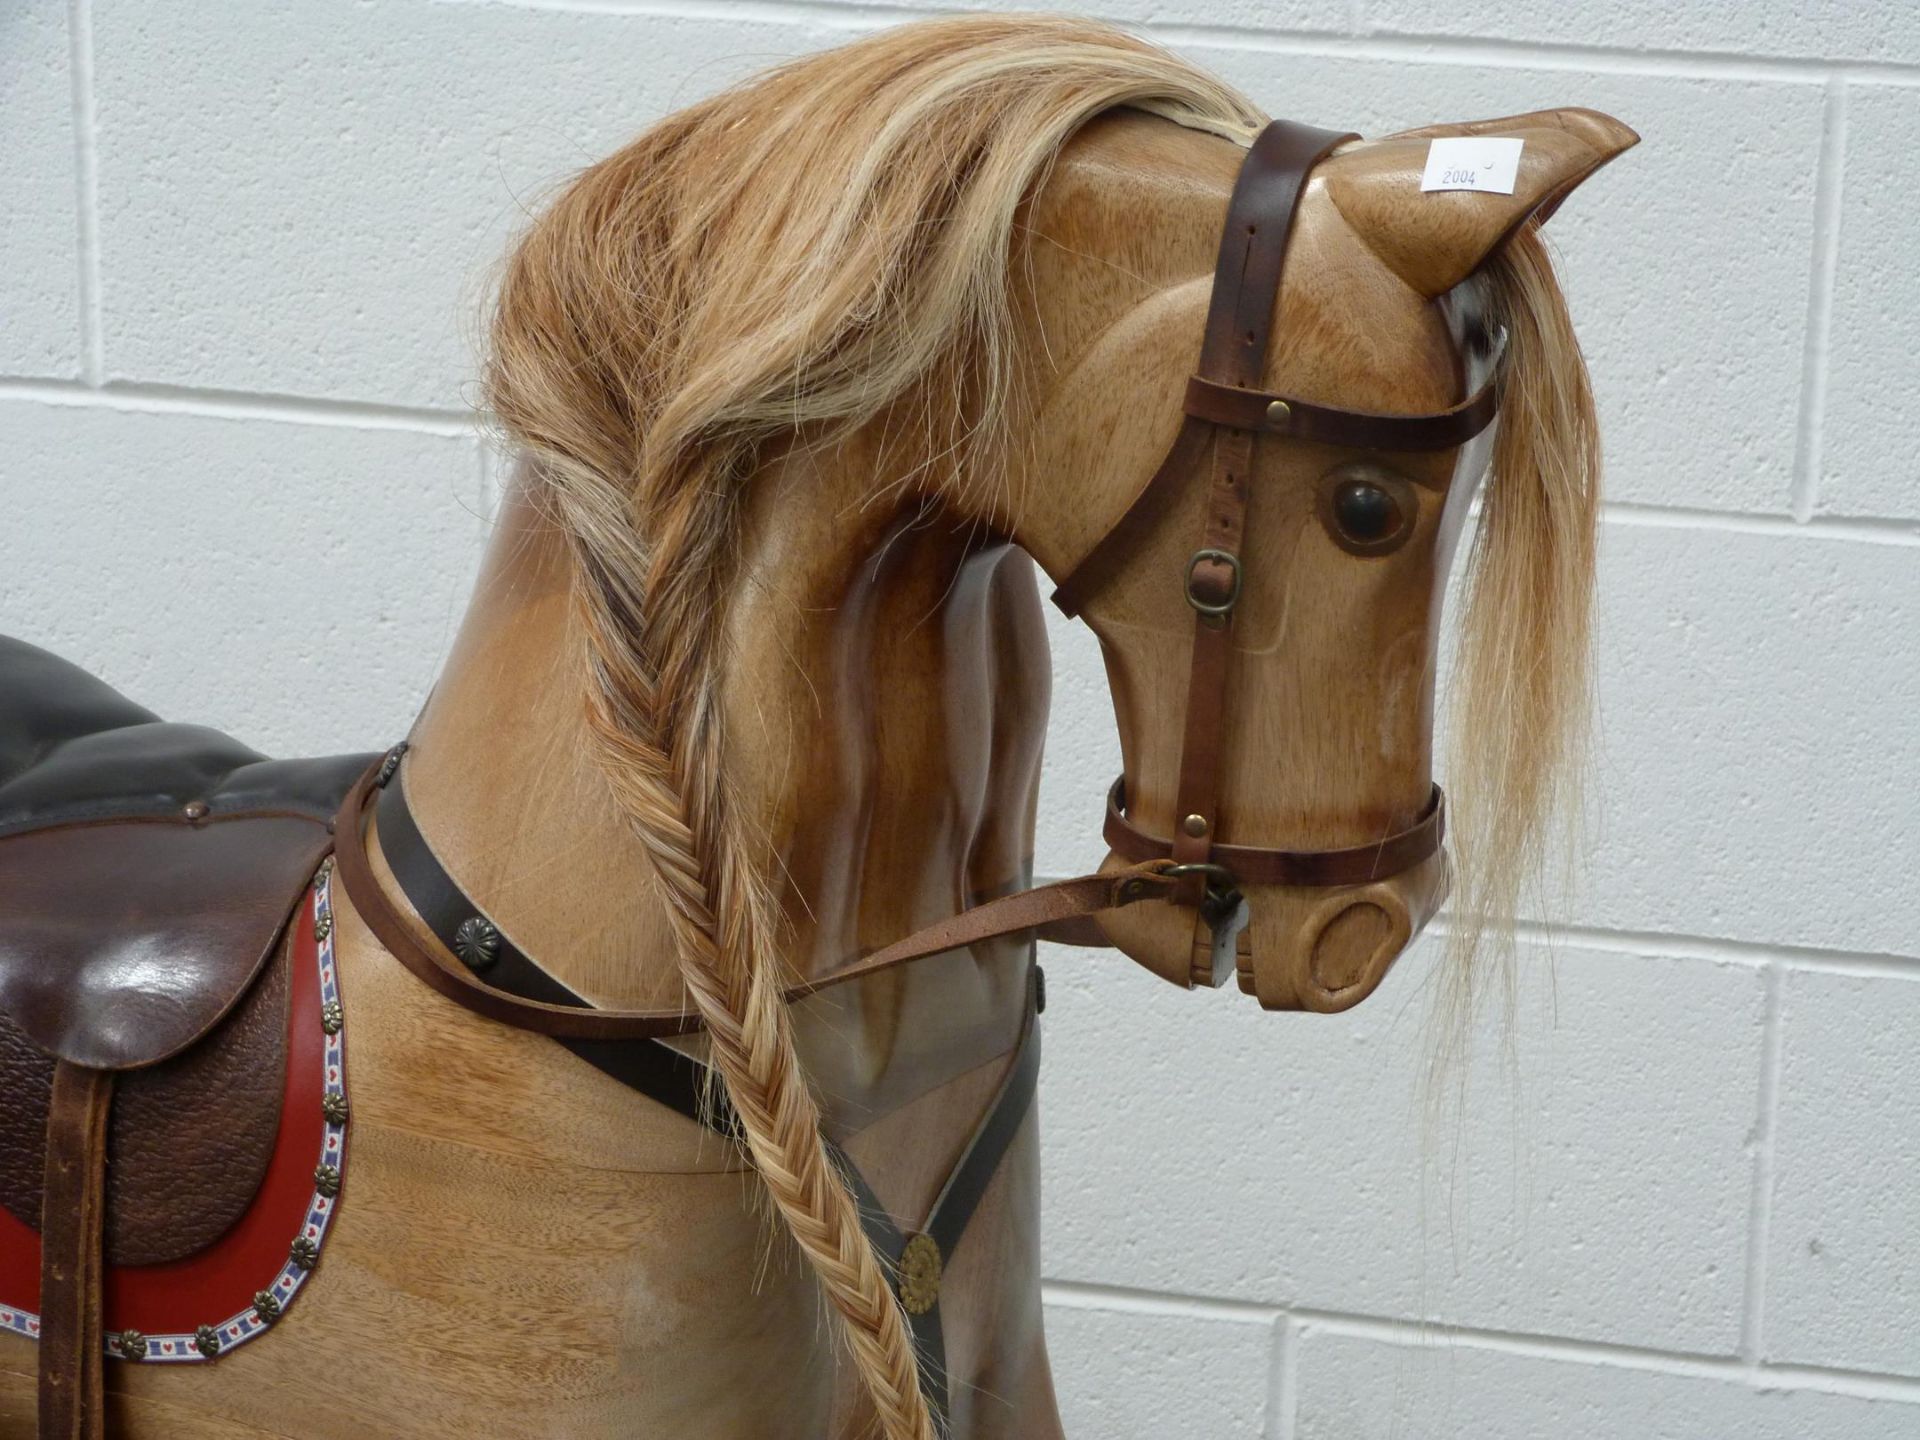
top-left (1602, 501), bottom-right (1920, 546)
top-left (0, 377), bottom-right (478, 435)
top-left (12, 377), bottom-right (1920, 537)
top-left (1043, 1284), bottom-right (1920, 1401)
top-left (1791, 79), bottom-right (1848, 522)
top-left (1041, 1278), bottom-right (1282, 1324)
top-left (1739, 960), bottom-right (1786, 1364)
top-left (66, 0), bottom-right (104, 385)
top-left (449, 0), bottom-right (1920, 85)
top-left (1269, 1313), bottom-right (1300, 1440)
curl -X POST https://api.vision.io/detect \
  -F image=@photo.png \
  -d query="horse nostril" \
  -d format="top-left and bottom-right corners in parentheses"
top-left (1309, 900), bottom-right (1393, 993)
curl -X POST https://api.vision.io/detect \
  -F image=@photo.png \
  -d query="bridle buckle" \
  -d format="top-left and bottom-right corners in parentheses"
top-left (1184, 548), bottom-right (1241, 617)
top-left (1164, 861), bottom-right (1247, 987)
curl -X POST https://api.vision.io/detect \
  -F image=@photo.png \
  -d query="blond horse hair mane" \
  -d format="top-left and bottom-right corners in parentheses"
top-left (485, 15), bottom-right (1595, 1435)
top-left (1439, 223), bottom-right (1601, 1075)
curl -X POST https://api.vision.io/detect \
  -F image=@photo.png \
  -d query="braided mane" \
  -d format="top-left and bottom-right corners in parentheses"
top-left (487, 17), bottom-right (1262, 1435)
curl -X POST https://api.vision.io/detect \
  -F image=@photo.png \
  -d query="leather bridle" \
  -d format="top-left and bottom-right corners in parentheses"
top-left (1047, 119), bottom-right (1496, 960)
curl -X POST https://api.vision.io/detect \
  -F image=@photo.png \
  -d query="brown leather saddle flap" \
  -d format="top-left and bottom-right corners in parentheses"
top-left (0, 816), bottom-right (327, 1265)
top-left (0, 634), bottom-right (372, 1268)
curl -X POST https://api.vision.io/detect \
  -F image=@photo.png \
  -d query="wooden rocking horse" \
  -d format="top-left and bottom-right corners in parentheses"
top-left (0, 16), bottom-right (1632, 1439)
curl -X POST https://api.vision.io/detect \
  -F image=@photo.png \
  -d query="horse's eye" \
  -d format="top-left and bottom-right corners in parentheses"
top-left (1319, 465), bottom-right (1416, 555)
top-left (1333, 481), bottom-right (1400, 542)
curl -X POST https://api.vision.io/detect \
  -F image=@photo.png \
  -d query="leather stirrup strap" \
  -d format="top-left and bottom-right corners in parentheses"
top-left (39, 1063), bottom-right (112, 1440)
top-left (333, 756), bottom-right (1177, 1041)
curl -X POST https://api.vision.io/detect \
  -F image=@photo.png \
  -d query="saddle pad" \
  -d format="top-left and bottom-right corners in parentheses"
top-left (0, 874), bottom-right (350, 1361)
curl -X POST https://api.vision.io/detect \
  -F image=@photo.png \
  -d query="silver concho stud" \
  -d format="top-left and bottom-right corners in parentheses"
top-left (453, 916), bottom-right (501, 972)
top-left (290, 1236), bottom-right (320, 1272)
top-left (253, 1290), bottom-right (282, 1324)
top-left (313, 856), bottom-right (334, 891)
top-left (115, 1329), bottom-right (148, 1361)
top-left (313, 910), bottom-right (333, 943)
top-left (194, 1324), bottom-right (221, 1358)
top-left (314, 1163), bottom-right (341, 1199)
top-left (320, 998), bottom-right (344, 1036)
top-left (321, 1091), bottom-right (349, 1125)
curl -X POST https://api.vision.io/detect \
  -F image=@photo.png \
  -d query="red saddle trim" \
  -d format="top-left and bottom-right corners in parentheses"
top-left (0, 874), bottom-right (347, 1357)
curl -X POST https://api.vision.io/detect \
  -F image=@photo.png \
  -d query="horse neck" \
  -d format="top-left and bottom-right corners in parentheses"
top-left (401, 447), bottom-right (1049, 1123)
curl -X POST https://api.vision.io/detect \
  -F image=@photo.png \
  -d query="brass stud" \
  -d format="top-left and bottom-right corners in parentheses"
top-left (314, 1163), bottom-right (341, 1199)
top-left (1182, 814), bottom-right (1209, 838)
top-left (1265, 399), bottom-right (1291, 430)
top-left (897, 1233), bottom-right (943, 1316)
top-left (290, 1236), bottom-right (320, 1272)
top-left (116, 1329), bottom-right (148, 1361)
top-left (252, 1290), bottom-right (282, 1323)
top-left (313, 911), bottom-right (333, 943)
top-left (182, 800), bottom-right (209, 822)
top-left (320, 998), bottom-right (344, 1036)
top-left (313, 857), bottom-right (333, 891)
top-left (321, 1091), bottom-right (349, 1125)
top-left (194, 1324), bottom-right (221, 1358)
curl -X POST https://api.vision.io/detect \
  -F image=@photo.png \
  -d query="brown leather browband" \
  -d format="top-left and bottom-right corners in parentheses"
top-left (1182, 370), bottom-right (1498, 450)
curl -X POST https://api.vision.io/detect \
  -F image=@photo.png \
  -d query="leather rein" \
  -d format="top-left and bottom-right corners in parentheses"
top-left (332, 118), bottom-right (1501, 1042)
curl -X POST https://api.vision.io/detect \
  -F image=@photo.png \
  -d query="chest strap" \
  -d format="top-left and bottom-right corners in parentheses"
top-left (330, 749), bottom-right (1064, 1422)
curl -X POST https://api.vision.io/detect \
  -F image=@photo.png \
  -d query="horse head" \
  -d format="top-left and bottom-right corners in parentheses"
top-left (999, 106), bottom-right (1634, 1013)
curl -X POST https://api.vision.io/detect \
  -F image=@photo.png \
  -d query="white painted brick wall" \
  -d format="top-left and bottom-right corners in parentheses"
top-left (4, 2), bottom-right (1917, 1434)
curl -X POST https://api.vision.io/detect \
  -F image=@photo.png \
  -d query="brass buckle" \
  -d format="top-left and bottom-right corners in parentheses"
top-left (1184, 548), bottom-right (1242, 617)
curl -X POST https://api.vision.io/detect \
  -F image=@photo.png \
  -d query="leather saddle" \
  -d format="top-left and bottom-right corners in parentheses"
top-left (0, 634), bottom-right (374, 1436)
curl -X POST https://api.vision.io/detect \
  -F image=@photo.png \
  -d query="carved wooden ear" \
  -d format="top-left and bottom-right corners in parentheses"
top-left (1321, 108), bottom-right (1639, 299)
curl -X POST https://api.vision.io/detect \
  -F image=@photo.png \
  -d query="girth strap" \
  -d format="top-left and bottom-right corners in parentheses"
top-left (38, 1063), bottom-right (112, 1440)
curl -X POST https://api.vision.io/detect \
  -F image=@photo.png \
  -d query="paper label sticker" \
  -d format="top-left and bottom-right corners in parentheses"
top-left (1420, 136), bottom-right (1525, 195)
